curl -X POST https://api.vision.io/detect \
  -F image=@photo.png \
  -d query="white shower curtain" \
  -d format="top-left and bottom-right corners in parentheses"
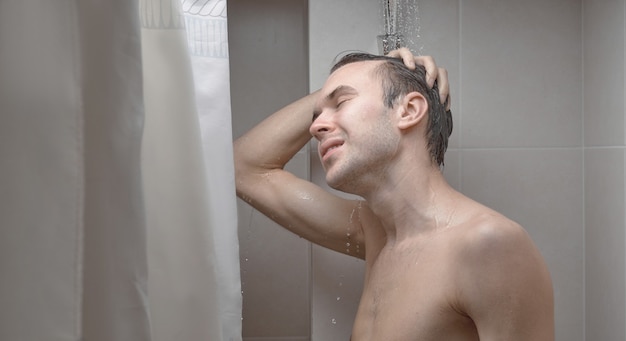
top-left (0, 0), bottom-right (241, 340)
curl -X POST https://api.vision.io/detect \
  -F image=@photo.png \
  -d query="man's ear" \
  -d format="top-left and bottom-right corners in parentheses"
top-left (397, 91), bottom-right (428, 130)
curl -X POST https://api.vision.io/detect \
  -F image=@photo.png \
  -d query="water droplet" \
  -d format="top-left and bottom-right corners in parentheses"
top-left (349, 208), bottom-right (355, 223)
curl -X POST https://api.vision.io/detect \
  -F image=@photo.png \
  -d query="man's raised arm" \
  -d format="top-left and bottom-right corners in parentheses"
top-left (233, 91), bottom-right (369, 257)
top-left (233, 50), bottom-right (449, 258)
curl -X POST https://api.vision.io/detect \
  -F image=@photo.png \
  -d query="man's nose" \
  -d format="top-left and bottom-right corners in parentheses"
top-left (309, 114), bottom-right (333, 139)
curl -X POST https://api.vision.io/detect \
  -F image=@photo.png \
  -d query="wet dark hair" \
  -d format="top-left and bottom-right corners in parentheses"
top-left (330, 52), bottom-right (452, 167)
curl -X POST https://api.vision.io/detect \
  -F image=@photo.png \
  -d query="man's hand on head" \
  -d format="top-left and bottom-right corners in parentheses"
top-left (386, 47), bottom-right (451, 110)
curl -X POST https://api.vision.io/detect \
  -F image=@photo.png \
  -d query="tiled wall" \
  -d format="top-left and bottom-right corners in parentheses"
top-left (230, 0), bottom-right (626, 340)
top-left (228, 1), bottom-right (312, 340)
top-left (583, 1), bottom-right (626, 340)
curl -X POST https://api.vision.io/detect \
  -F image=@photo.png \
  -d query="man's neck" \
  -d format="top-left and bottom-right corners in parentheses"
top-left (363, 164), bottom-right (459, 245)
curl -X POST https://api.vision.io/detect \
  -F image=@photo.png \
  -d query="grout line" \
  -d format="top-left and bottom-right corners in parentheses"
top-left (584, 145), bottom-right (626, 150)
top-left (447, 146), bottom-right (585, 151)
top-left (623, 3), bottom-right (626, 340)
top-left (580, 0), bottom-right (586, 339)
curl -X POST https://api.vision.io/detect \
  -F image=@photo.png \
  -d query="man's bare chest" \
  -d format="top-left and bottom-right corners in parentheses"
top-left (350, 247), bottom-right (478, 341)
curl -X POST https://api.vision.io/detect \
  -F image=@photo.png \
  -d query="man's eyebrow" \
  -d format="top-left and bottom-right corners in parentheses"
top-left (312, 85), bottom-right (357, 121)
top-left (326, 85), bottom-right (357, 101)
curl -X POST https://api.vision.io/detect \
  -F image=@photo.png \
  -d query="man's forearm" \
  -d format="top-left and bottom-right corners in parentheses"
top-left (233, 91), bottom-right (319, 179)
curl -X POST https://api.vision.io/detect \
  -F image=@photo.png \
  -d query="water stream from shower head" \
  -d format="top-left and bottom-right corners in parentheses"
top-left (378, 0), bottom-right (421, 55)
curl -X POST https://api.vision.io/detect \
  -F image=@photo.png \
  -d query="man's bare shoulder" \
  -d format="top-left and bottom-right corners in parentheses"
top-left (447, 203), bottom-right (545, 282)
top-left (454, 208), bottom-right (531, 257)
top-left (446, 203), bottom-right (555, 340)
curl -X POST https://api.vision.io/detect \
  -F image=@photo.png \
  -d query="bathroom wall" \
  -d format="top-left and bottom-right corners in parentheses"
top-left (228, 1), bottom-right (311, 340)
top-left (583, 1), bottom-right (626, 340)
top-left (229, 0), bottom-right (625, 340)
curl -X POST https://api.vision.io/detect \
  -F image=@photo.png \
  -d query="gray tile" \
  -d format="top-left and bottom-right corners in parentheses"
top-left (230, 1), bottom-right (312, 337)
top-left (238, 200), bottom-right (312, 337)
top-left (460, 0), bottom-right (582, 148)
top-left (583, 0), bottom-right (626, 147)
top-left (417, 0), bottom-right (461, 150)
top-left (442, 149), bottom-right (461, 191)
top-left (309, 0), bottom-right (381, 89)
top-left (461, 148), bottom-right (584, 340)
top-left (584, 147), bottom-right (626, 341)
top-left (311, 246), bottom-right (364, 341)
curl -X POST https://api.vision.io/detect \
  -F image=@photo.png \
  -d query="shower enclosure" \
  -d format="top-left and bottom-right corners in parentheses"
top-left (230, 0), bottom-right (625, 340)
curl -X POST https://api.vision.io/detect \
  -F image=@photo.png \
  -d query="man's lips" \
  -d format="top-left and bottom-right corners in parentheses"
top-left (319, 138), bottom-right (344, 161)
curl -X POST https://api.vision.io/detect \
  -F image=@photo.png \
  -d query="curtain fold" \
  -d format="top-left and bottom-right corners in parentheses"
top-left (181, 2), bottom-right (243, 339)
top-left (78, 1), bottom-right (151, 339)
top-left (140, 0), bottom-right (241, 339)
top-left (0, 0), bottom-right (241, 340)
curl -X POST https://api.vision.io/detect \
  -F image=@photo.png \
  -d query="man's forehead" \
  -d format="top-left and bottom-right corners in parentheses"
top-left (329, 59), bottom-right (381, 77)
top-left (324, 60), bottom-right (380, 89)
top-left (312, 61), bottom-right (383, 117)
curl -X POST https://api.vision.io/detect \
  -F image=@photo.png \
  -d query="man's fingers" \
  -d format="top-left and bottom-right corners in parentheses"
top-left (388, 51), bottom-right (451, 109)
top-left (387, 47), bottom-right (416, 69)
top-left (436, 67), bottom-right (450, 108)
top-left (414, 55), bottom-right (437, 88)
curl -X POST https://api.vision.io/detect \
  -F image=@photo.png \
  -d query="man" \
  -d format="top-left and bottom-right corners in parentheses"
top-left (234, 48), bottom-right (554, 340)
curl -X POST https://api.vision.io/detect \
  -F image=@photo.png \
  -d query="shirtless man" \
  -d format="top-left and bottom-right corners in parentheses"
top-left (233, 49), bottom-right (554, 340)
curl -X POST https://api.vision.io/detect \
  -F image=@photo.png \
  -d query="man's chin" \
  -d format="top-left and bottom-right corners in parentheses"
top-left (324, 174), bottom-right (342, 191)
top-left (325, 173), bottom-right (352, 194)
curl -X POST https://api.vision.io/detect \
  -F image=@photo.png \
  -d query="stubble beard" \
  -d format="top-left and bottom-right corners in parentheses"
top-left (324, 113), bottom-right (399, 196)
